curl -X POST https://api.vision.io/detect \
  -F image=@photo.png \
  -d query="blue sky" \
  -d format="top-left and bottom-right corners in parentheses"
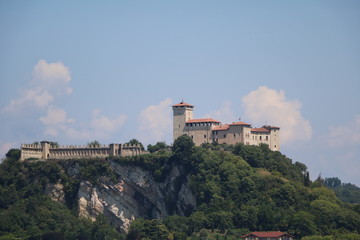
top-left (1, 1), bottom-right (359, 185)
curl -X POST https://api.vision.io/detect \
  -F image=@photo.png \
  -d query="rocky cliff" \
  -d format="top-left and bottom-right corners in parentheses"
top-left (46, 160), bottom-right (196, 233)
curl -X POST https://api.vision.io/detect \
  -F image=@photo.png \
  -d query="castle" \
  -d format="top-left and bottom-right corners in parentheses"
top-left (173, 101), bottom-right (280, 151)
top-left (20, 141), bottom-right (146, 161)
top-left (20, 101), bottom-right (279, 161)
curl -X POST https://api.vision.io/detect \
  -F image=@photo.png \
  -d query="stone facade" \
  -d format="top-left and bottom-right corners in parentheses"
top-left (172, 101), bottom-right (280, 151)
top-left (20, 141), bottom-right (147, 161)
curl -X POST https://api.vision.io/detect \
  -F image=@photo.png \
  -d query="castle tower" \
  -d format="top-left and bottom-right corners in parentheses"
top-left (41, 141), bottom-right (50, 159)
top-left (172, 101), bottom-right (194, 142)
top-left (264, 125), bottom-right (280, 151)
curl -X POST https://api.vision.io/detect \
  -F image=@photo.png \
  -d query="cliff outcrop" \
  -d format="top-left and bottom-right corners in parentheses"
top-left (47, 160), bottom-right (196, 233)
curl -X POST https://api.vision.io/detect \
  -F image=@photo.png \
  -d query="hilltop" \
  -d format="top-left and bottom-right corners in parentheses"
top-left (0, 135), bottom-right (359, 240)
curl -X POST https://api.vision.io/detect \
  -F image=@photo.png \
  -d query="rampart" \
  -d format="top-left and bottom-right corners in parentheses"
top-left (20, 141), bottom-right (147, 161)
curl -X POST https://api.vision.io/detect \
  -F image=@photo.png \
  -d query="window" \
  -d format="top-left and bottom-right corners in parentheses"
top-left (234, 133), bottom-right (236, 137)
top-left (204, 134), bottom-right (206, 138)
top-left (224, 134), bottom-right (226, 138)
top-left (266, 136), bottom-right (268, 140)
top-left (191, 135), bottom-right (193, 139)
top-left (260, 136), bottom-right (262, 140)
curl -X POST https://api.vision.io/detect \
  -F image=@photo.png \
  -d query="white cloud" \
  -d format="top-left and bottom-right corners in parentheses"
top-left (40, 108), bottom-right (127, 141)
top-left (91, 109), bottom-right (127, 132)
top-left (3, 59), bottom-right (72, 112)
top-left (138, 98), bottom-right (173, 144)
top-left (203, 100), bottom-right (236, 124)
top-left (32, 59), bottom-right (72, 95)
top-left (40, 106), bottom-right (74, 125)
top-left (327, 115), bottom-right (360, 147)
top-left (242, 86), bottom-right (312, 144)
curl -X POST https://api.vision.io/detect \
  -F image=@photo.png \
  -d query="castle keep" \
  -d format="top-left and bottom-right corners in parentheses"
top-left (173, 101), bottom-right (280, 151)
top-left (20, 141), bottom-right (146, 161)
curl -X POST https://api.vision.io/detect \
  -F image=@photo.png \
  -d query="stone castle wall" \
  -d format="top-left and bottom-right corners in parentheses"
top-left (20, 142), bottom-right (147, 161)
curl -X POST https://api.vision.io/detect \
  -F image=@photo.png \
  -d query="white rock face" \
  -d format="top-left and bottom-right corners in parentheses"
top-left (75, 161), bottom-right (196, 233)
top-left (45, 182), bottom-right (65, 204)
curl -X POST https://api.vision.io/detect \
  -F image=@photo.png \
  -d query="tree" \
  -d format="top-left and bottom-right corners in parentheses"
top-left (5, 149), bottom-right (21, 161)
top-left (324, 177), bottom-right (342, 188)
top-left (127, 139), bottom-right (145, 150)
top-left (172, 135), bottom-right (195, 169)
top-left (126, 219), bottom-right (173, 240)
top-left (50, 142), bottom-right (59, 148)
top-left (88, 140), bottom-right (101, 147)
top-left (290, 211), bottom-right (317, 238)
top-left (148, 142), bottom-right (169, 153)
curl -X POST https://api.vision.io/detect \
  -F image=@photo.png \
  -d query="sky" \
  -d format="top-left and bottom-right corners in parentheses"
top-left (1, 1), bottom-right (359, 186)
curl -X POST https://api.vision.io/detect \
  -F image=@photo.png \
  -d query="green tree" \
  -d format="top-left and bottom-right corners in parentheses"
top-left (88, 140), bottom-right (101, 147)
top-left (126, 219), bottom-right (173, 240)
top-left (147, 142), bottom-right (169, 153)
top-left (127, 139), bottom-right (145, 150)
top-left (172, 135), bottom-right (195, 168)
top-left (5, 149), bottom-right (21, 161)
top-left (290, 211), bottom-right (317, 238)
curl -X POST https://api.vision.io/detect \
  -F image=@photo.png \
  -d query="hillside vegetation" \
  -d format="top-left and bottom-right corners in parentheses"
top-left (1, 135), bottom-right (360, 240)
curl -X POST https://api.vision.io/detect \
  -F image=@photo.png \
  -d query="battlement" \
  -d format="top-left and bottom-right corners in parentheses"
top-left (20, 141), bottom-right (147, 161)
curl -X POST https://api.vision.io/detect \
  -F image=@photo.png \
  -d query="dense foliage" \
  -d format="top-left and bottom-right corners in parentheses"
top-left (1, 135), bottom-right (359, 240)
top-left (0, 153), bottom-right (124, 240)
top-left (324, 177), bottom-right (360, 203)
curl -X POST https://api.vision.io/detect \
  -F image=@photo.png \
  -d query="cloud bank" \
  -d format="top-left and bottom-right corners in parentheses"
top-left (138, 98), bottom-right (173, 145)
top-left (3, 59), bottom-right (72, 112)
top-left (327, 115), bottom-right (360, 147)
top-left (203, 100), bottom-right (236, 124)
top-left (242, 86), bottom-right (312, 144)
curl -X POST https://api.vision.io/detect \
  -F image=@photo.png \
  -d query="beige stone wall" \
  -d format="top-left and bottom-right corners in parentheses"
top-left (173, 105), bottom-right (193, 142)
top-left (49, 146), bottom-right (110, 159)
top-left (213, 125), bottom-right (252, 146)
top-left (269, 129), bottom-right (280, 151)
top-left (20, 142), bottom-right (146, 161)
top-left (184, 125), bottom-right (212, 146)
top-left (250, 132), bottom-right (271, 147)
top-left (20, 144), bottom-right (43, 161)
top-left (121, 143), bottom-right (148, 157)
top-left (213, 125), bottom-right (245, 145)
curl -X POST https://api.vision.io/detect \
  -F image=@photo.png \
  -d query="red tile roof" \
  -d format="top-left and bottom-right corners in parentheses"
top-left (241, 231), bottom-right (293, 238)
top-left (251, 127), bottom-right (270, 133)
top-left (187, 118), bottom-right (221, 123)
top-left (212, 125), bottom-right (229, 131)
top-left (172, 101), bottom-right (194, 107)
top-left (229, 121), bottom-right (251, 126)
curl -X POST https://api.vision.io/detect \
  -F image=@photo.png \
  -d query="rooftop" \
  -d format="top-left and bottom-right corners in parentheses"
top-left (172, 101), bottom-right (194, 107)
top-left (212, 125), bottom-right (230, 131)
top-left (241, 231), bottom-right (293, 238)
top-left (229, 121), bottom-right (251, 126)
top-left (251, 127), bottom-right (270, 133)
top-left (187, 118), bottom-right (221, 123)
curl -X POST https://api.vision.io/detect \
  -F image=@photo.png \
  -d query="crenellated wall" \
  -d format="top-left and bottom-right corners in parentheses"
top-left (20, 141), bottom-right (147, 161)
